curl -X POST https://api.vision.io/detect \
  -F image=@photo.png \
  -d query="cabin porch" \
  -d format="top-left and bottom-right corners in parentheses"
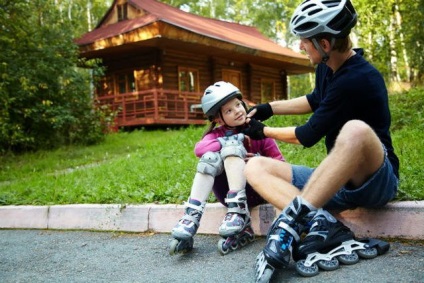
top-left (95, 88), bottom-right (206, 127)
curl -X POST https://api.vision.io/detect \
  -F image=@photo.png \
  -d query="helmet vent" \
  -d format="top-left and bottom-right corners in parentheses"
top-left (323, 0), bottom-right (341, 8)
top-left (298, 22), bottom-right (319, 32)
top-left (307, 8), bottom-right (323, 16)
top-left (302, 3), bottom-right (316, 12)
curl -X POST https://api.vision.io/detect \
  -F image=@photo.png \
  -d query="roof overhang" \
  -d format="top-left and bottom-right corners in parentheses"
top-left (76, 21), bottom-right (314, 75)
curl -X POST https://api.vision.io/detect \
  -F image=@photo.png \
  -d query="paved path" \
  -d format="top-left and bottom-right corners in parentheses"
top-left (1, 230), bottom-right (423, 283)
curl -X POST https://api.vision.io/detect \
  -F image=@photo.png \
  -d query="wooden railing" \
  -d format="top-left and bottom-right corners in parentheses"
top-left (95, 89), bottom-right (206, 127)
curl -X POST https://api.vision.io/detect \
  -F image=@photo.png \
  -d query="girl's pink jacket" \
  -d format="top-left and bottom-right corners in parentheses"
top-left (194, 125), bottom-right (284, 161)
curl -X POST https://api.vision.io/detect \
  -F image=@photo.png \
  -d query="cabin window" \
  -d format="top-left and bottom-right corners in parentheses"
top-left (116, 72), bottom-right (136, 94)
top-left (117, 3), bottom-right (128, 22)
top-left (261, 80), bottom-right (275, 103)
top-left (178, 67), bottom-right (199, 92)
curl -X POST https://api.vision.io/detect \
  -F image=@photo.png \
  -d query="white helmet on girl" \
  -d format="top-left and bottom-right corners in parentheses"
top-left (201, 81), bottom-right (243, 120)
top-left (290, 0), bottom-right (357, 39)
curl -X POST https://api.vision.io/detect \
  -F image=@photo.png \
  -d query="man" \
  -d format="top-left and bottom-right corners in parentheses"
top-left (243, 0), bottom-right (399, 275)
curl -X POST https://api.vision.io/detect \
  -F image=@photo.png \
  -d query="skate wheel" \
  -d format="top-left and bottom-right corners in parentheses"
top-left (169, 239), bottom-right (179, 256)
top-left (317, 258), bottom-right (339, 271)
top-left (338, 251), bottom-right (359, 265)
top-left (230, 241), bottom-right (239, 251)
top-left (239, 237), bottom-right (248, 247)
top-left (256, 268), bottom-right (273, 283)
top-left (296, 260), bottom-right (319, 277)
top-left (218, 238), bottom-right (230, 255)
top-left (357, 247), bottom-right (378, 259)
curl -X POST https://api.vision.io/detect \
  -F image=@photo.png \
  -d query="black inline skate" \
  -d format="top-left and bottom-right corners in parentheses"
top-left (293, 209), bottom-right (390, 277)
top-left (255, 196), bottom-right (315, 283)
top-left (217, 190), bottom-right (255, 255)
top-left (169, 198), bottom-right (205, 255)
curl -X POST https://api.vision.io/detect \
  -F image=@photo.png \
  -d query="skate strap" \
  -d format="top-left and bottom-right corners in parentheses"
top-left (275, 221), bottom-right (300, 242)
top-left (181, 213), bottom-right (200, 226)
top-left (226, 205), bottom-right (247, 215)
top-left (184, 201), bottom-right (206, 212)
top-left (225, 197), bottom-right (248, 215)
top-left (224, 190), bottom-right (249, 215)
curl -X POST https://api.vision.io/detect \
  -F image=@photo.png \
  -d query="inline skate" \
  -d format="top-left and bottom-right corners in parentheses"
top-left (217, 190), bottom-right (255, 255)
top-left (293, 209), bottom-right (390, 277)
top-left (255, 196), bottom-right (315, 283)
top-left (169, 198), bottom-right (205, 255)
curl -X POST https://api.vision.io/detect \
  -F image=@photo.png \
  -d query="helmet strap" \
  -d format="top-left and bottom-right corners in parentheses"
top-left (311, 37), bottom-right (335, 64)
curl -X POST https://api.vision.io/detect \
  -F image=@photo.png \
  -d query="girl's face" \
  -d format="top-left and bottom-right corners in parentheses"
top-left (216, 98), bottom-right (247, 127)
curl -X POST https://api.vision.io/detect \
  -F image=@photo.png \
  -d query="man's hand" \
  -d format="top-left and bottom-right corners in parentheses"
top-left (242, 119), bottom-right (266, 140)
top-left (247, 103), bottom-right (273, 121)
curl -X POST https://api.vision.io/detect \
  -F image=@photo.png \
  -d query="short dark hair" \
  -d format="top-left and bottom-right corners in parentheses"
top-left (315, 34), bottom-right (352, 52)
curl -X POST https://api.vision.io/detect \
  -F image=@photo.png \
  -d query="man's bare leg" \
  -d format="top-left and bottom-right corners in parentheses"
top-left (244, 157), bottom-right (299, 210)
top-left (301, 120), bottom-right (385, 208)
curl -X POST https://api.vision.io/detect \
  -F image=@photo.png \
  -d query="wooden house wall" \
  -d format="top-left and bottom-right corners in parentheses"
top-left (100, 48), bottom-right (287, 104)
top-left (102, 50), bottom-right (161, 90)
top-left (161, 49), bottom-right (211, 93)
top-left (250, 64), bottom-right (288, 102)
top-left (102, 52), bottom-right (156, 71)
top-left (210, 58), bottom-right (250, 99)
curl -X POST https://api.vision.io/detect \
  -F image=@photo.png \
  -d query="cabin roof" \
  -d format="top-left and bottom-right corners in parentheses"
top-left (75, 0), bottom-right (311, 65)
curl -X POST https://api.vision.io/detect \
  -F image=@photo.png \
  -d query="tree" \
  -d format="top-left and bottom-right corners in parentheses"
top-left (0, 0), bottom-right (110, 153)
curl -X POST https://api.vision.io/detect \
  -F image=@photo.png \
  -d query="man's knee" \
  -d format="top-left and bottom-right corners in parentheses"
top-left (338, 120), bottom-right (374, 145)
top-left (336, 120), bottom-right (382, 159)
top-left (244, 156), bottom-right (264, 179)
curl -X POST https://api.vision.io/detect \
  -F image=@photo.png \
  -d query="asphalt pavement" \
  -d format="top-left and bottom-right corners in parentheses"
top-left (1, 230), bottom-right (423, 283)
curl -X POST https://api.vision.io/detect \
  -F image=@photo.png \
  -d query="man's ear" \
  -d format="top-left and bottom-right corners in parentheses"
top-left (320, 39), bottom-right (328, 49)
top-left (320, 38), bottom-right (332, 52)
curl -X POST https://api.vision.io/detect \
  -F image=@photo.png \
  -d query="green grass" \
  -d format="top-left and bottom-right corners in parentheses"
top-left (1, 88), bottom-right (423, 205)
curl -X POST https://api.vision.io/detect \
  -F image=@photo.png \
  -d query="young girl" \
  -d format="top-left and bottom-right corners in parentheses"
top-left (169, 81), bottom-right (285, 255)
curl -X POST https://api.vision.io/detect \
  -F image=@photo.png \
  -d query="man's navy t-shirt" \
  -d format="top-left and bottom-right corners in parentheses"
top-left (295, 49), bottom-right (399, 178)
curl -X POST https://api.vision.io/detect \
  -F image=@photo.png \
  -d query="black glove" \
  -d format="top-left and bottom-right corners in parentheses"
top-left (242, 119), bottom-right (266, 140)
top-left (247, 103), bottom-right (273, 121)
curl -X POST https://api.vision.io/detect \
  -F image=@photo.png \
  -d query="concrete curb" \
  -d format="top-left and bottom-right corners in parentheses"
top-left (0, 201), bottom-right (423, 239)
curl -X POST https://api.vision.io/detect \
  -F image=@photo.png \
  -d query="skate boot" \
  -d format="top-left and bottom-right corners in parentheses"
top-left (217, 190), bottom-right (255, 255)
top-left (169, 198), bottom-right (205, 255)
top-left (294, 209), bottom-right (390, 277)
top-left (255, 196), bottom-right (315, 283)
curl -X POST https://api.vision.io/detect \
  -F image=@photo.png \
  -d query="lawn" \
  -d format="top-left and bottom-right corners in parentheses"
top-left (0, 88), bottom-right (423, 205)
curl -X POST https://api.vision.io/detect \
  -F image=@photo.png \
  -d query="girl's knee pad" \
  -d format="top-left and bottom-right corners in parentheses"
top-left (197, 151), bottom-right (224, 177)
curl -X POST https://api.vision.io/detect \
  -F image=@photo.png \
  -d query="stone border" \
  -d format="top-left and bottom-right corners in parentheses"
top-left (0, 201), bottom-right (423, 239)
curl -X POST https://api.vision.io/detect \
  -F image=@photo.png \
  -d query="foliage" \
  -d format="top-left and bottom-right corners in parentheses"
top-left (0, 1), bottom-right (112, 153)
top-left (163, 0), bottom-right (424, 86)
top-left (388, 88), bottom-right (424, 200)
top-left (0, 88), bottom-right (423, 205)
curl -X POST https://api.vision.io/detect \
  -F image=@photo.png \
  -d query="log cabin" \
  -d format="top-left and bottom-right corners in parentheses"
top-left (75, 0), bottom-right (313, 127)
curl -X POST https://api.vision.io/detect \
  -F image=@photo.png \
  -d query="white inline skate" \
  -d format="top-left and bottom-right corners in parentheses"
top-left (217, 190), bottom-right (255, 255)
top-left (169, 198), bottom-right (205, 255)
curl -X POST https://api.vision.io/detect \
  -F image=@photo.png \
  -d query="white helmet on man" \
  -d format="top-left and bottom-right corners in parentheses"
top-left (201, 81), bottom-right (242, 120)
top-left (290, 0), bottom-right (357, 39)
